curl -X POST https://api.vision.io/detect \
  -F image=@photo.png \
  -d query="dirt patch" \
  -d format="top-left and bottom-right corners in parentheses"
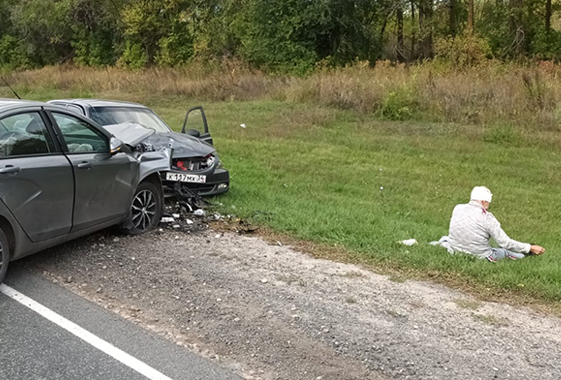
top-left (19, 229), bottom-right (561, 380)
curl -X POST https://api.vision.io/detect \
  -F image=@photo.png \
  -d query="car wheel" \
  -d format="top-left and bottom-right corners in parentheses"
top-left (0, 229), bottom-right (10, 284)
top-left (121, 181), bottom-right (163, 235)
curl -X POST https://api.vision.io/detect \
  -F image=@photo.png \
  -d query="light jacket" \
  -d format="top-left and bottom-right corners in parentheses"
top-left (448, 201), bottom-right (531, 259)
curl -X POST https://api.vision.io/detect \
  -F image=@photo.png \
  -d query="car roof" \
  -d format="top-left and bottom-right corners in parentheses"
top-left (50, 99), bottom-right (149, 109)
top-left (0, 98), bottom-right (48, 113)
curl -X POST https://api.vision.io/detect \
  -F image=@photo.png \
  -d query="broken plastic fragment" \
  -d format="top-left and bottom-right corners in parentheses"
top-left (160, 217), bottom-right (175, 223)
top-left (194, 209), bottom-right (205, 216)
top-left (240, 123), bottom-right (247, 129)
top-left (399, 239), bottom-right (417, 246)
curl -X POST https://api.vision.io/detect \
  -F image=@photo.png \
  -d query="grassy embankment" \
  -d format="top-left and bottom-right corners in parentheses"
top-left (2, 63), bottom-right (561, 309)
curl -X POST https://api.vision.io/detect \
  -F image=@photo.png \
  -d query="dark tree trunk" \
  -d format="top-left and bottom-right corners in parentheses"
top-left (397, 3), bottom-right (405, 62)
top-left (449, 0), bottom-right (457, 36)
top-left (419, 0), bottom-right (434, 59)
top-left (467, 0), bottom-right (474, 34)
top-left (545, 0), bottom-right (552, 33)
top-left (380, 16), bottom-right (388, 45)
top-left (411, 1), bottom-right (416, 60)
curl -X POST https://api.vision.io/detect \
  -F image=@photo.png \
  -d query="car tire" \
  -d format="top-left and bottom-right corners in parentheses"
top-left (120, 181), bottom-right (163, 235)
top-left (0, 229), bottom-right (10, 284)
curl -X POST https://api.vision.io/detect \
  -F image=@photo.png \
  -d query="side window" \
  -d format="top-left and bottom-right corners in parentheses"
top-left (0, 112), bottom-right (54, 158)
top-left (53, 113), bottom-right (108, 153)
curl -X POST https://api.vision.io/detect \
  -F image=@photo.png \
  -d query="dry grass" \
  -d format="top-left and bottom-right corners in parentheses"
top-left (8, 62), bottom-right (282, 101)
top-left (5, 59), bottom-right (561, 129)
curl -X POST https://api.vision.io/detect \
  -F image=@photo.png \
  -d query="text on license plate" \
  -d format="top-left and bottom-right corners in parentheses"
top-left (166, 172), bottom-right (207, 183)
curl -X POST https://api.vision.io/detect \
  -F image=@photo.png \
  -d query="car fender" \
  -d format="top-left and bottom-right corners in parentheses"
top-left (0, 198), bottom-right (34, 260)
top-left (137, 147), bottom-right (172, 183)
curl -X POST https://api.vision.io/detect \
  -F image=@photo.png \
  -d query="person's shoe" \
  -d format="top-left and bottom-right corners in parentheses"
top-left (507, 252), bottom-right (525, 260)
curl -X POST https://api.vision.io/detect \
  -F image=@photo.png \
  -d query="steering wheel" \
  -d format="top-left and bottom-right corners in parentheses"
top-left (0, 131), bottom-right (26, 141)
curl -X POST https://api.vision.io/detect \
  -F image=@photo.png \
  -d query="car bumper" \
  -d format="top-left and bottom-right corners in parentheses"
top-left (162, 168), bottom-right (230, 197)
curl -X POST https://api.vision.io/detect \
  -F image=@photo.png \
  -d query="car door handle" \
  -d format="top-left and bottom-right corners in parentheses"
top-left (77, 162), bottom-right (93, 170)
top-left (0, 165), bottom-right (21, 174)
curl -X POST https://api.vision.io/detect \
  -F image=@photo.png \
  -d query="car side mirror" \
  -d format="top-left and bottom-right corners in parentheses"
top-left (109, 137), bottom-right (124, 154)
top-left (185, 128), bottom-right (201, 138)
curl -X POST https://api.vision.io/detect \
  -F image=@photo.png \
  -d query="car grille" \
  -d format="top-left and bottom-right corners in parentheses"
top-left (163, 182), bottom-right (216, 197)
top-left (172, 157), bottom-right (211, 172)
top-left (184, 183), bottom-right (216, 193)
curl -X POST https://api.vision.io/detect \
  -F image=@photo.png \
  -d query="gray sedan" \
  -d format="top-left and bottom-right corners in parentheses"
top-left (0, 99), bottom-right (171, 283)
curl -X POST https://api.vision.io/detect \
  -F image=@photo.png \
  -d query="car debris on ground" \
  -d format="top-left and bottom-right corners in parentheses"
top-left (399, 238), bottom-right (418, 246)
top-left (159, 188), bottom-right (259, 236)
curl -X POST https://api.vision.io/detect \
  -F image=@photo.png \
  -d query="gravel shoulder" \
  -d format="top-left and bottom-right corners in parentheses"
top-left (17, 228), bottom-right (561, 380)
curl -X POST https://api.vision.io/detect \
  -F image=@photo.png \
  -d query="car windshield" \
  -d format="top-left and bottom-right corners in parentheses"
top-left (90, 106), bottom-right (171, 133)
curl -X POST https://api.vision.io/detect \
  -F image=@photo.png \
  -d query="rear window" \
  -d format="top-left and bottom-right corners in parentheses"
top-left (91, 107), bottom-right (170, 133)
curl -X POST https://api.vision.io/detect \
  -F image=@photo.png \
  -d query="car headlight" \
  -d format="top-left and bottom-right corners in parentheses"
top-left (205, 154), bottom-right (216, 168)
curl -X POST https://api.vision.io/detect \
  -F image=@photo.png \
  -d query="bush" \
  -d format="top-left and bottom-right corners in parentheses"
top-left (72, 30), bottom-right (116, 67)
top-left (156, 34), bottom-right (194, 67)
top-left (435, 34), bottom-right (493, 69)
top-left (531, 30), bottom-right (561, 61)
top-left (117, 42), bottom-right (147, 70)
top-left (0, 35), bottom-right (30, 70)
top-left (379, 87), bottom-right (417, 121)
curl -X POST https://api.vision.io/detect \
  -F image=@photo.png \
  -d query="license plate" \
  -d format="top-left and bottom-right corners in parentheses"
top-left (166, 172), bottom-right (207, 183)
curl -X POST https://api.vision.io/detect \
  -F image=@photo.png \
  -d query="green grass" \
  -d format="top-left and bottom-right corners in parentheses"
top-left (6, 86), bottom-right (561, 306)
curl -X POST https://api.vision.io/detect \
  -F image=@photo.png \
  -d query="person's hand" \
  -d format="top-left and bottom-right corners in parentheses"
top-left (530, 245), bottom-right (546, 255)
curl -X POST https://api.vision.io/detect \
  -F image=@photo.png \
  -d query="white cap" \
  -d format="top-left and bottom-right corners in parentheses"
top-left (471, 186), bottom-right (493, 203)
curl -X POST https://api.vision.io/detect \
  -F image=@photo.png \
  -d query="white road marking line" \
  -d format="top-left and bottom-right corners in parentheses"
top-left (0, 284), bottom-right (174, 380)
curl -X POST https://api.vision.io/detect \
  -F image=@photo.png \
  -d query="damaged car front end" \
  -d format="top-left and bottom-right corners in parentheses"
top-left (113, 125), bottom-right (174, 232)
top-left (48, 99), bottom-right (230, 197)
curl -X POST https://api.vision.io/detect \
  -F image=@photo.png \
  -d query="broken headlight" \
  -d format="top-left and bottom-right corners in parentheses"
top-left (205, 154), bottom-right (216, 168)
top-left (172, 154), bottom-right (217, 171)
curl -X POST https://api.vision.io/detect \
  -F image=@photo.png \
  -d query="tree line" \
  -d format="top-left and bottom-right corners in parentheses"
top-left (0, 0), bottom-right (560, 73)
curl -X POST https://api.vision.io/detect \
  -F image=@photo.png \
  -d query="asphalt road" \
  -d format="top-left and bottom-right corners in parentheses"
top-left (0, 264), bottom-right (243, 380)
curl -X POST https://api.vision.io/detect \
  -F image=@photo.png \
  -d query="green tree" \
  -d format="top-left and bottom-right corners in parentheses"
top-left (70, 0), bottom-right (121, 66)
top-left (235, 0), bottom-right (381, 73)
top-left (119, 0), bottom-right (166, 66)
top-left (9, 0), bottom-right (74, 66)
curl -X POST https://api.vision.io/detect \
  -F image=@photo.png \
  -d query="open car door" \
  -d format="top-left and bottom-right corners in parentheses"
top-left (180, 106), bottom-right (213, 146)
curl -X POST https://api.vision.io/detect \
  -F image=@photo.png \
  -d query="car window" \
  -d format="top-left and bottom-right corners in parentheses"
top-left (90, 107), bottom-right (171, 133)
top-left (0, 112), bottom-right (54, 157)
top-left (53, 112), bottom-right (108, 153)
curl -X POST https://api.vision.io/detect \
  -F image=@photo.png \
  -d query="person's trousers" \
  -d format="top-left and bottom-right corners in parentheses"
top-left (487, 248), bottom-right (525, 262)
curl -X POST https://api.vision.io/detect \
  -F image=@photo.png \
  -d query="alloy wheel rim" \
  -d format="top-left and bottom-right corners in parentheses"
top-left (131, 189), bottom-right (157, 231)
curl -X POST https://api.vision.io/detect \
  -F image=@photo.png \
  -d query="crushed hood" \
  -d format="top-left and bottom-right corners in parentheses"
top-left (144, 132), bottom-right (215, 158)
top-left (104, 122), bottom-right (155, 147)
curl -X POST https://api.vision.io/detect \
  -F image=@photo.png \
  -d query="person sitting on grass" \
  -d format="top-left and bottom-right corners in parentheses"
top-left (444, 186), bottom-right (545, 262)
